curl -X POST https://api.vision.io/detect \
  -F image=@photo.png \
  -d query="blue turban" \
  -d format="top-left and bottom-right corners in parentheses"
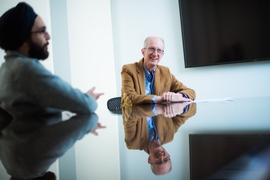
top-left (0, 2), bottom-right (37, 50)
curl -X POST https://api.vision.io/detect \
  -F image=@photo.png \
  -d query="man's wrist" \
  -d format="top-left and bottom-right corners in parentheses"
top-left (155, 96), bottom-right (164, 103)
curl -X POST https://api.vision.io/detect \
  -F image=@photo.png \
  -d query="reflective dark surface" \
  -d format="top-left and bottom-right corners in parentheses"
top-left (1, 96), bottom-right (270, 180)
top-left (0, 113), bottom-right (98, 180)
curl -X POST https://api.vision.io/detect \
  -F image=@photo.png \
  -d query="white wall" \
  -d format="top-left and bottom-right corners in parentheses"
top-left (66, 0), bottom-right (117, 103)
top-left (66, 0), bottom-right (120, 179)
top-left (111, 0), bottom-right (270, 100)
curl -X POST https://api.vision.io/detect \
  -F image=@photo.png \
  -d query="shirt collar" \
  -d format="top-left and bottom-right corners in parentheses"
top-left (143, 64), bottom-right (156, 77)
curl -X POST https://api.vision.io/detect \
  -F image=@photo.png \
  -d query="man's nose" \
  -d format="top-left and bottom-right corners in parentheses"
top-left (159, 154), bottom-right (165, 160)
top-left (45, 32), bottom-right (51, 40)
top-left (153, 50), bottom-right (158, 55)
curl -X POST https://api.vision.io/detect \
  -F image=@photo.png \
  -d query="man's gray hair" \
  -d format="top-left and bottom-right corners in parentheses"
top-left (143, 36), bottom-right (165, 48)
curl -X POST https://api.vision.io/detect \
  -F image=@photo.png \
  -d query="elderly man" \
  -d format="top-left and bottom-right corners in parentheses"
top-left (121, 36), bottom-right (195, 106)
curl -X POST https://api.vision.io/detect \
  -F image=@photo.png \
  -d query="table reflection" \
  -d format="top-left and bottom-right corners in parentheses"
top-left (0, 113), bottom-right (99, 180)
top-left (117, 97), bottom-right (270, 180)
top-left (122, 102), bottom-right (196, 176)
top-left (1, 97), bottom-right (270, 180)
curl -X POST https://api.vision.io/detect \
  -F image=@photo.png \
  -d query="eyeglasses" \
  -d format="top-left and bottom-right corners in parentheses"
top-left (31, 29), bottom-right (48, 37)
top-left (150, 157), bottom-right (171, 165)
top-left (145, 47), bottom-right (164, 54)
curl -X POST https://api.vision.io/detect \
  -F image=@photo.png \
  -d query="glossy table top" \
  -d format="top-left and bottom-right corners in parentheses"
top-left (117, 96), bottom-right (270, 180)
top-left (0, 96), bottom-right (269, 180)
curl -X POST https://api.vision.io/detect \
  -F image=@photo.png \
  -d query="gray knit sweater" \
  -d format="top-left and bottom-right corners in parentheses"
top-left (0, 51), bottom-right (97, 123)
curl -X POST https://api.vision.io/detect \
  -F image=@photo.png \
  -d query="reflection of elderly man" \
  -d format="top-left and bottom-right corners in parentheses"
top-left (122, 103), bottom-right (197, 175)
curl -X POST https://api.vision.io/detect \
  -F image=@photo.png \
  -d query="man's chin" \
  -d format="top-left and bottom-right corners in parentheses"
top-left (39, 50), bottom-right (49, 60)
top-left (42, 52), bottom-right (49, 60)
top-left (28, 46), bottom-right (49, 60)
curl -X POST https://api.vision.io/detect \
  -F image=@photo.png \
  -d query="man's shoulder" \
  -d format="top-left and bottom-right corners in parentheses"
top-left (4, 51), bottom-right (38, 64)
top-left (10, 56), bottom-right (41, 70)
top-left (122, 59), bottom-right (143, 71)
top-left (4, 52), bottom-right (47, 74)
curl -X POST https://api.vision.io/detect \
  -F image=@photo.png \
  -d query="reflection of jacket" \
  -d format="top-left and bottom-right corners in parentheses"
top-left (121, 59), bottom-right (196, 106)
top-left (0, 114), bottom-right (98, 179)
top-left (122, 103), bottom-right (196, 153)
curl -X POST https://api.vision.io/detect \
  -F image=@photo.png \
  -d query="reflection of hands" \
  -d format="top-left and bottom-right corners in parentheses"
top-left (86, 87), bottom-right (104, 100)
top-left (156, 102), bottom-right (190, 118)
top-left (162, 92), bottom-right (192, 103)
top-left (90, 122), bottom-right (106, 136)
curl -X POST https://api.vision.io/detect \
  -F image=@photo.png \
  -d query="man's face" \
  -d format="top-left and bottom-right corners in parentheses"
top-left (141, 37), bottom-right (164, 71)
top-left (28, 16), bottom-right (50, 60)
top-left (148, 139), bottom-right (171, 175)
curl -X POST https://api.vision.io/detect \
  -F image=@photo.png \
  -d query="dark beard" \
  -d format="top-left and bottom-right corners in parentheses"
top-left (28, 38), bottom-right (49, 60)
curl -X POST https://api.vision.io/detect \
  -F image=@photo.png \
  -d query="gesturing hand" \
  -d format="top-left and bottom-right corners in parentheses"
top-left (86, 87), bottom-right (104, 100)
top-left (91, 122), bottom-right (106, 136)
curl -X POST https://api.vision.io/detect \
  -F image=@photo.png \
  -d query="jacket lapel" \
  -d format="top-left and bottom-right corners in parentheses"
top-left (154, 67), bottom-right (161, 95)
top-left (137, 59), bottom-right (146, 95)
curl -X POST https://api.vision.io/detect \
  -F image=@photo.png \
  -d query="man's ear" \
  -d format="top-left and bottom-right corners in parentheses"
top-left (147, 156), bottom-right (151, 164)
top-left (20, 39), bottom-right (30, 48)
top-left (17, 40), bottom-right (30, 56)
top-left (141, 48), bottom-right (145, 56)
top-left (23, 38), bottom-right (31, 46)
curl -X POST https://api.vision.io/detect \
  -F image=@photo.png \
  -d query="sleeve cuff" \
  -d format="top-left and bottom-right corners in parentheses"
top-left (179, 92), bottom-right (188, 98)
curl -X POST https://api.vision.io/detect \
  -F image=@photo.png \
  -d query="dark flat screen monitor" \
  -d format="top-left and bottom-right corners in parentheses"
top-left (189, 134), bottom-right (270, 180)
top-left (179, 0), bottom-right (270, 68)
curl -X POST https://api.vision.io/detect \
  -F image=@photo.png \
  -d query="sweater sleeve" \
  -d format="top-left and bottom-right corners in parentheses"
top-left (18, 59), bottom-right (97, 114)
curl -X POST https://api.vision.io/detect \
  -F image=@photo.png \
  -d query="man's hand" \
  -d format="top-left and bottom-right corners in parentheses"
top-left (91, 122), bottom-right (106, 136)
top-left (86, 87), bottom-right (104, 100)
top-left (156, 102), bottom-right (190, 117)
top-left (163, 102), bottom-right (190, 117)
top-left (162, 92), bottom-right (192, 103)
